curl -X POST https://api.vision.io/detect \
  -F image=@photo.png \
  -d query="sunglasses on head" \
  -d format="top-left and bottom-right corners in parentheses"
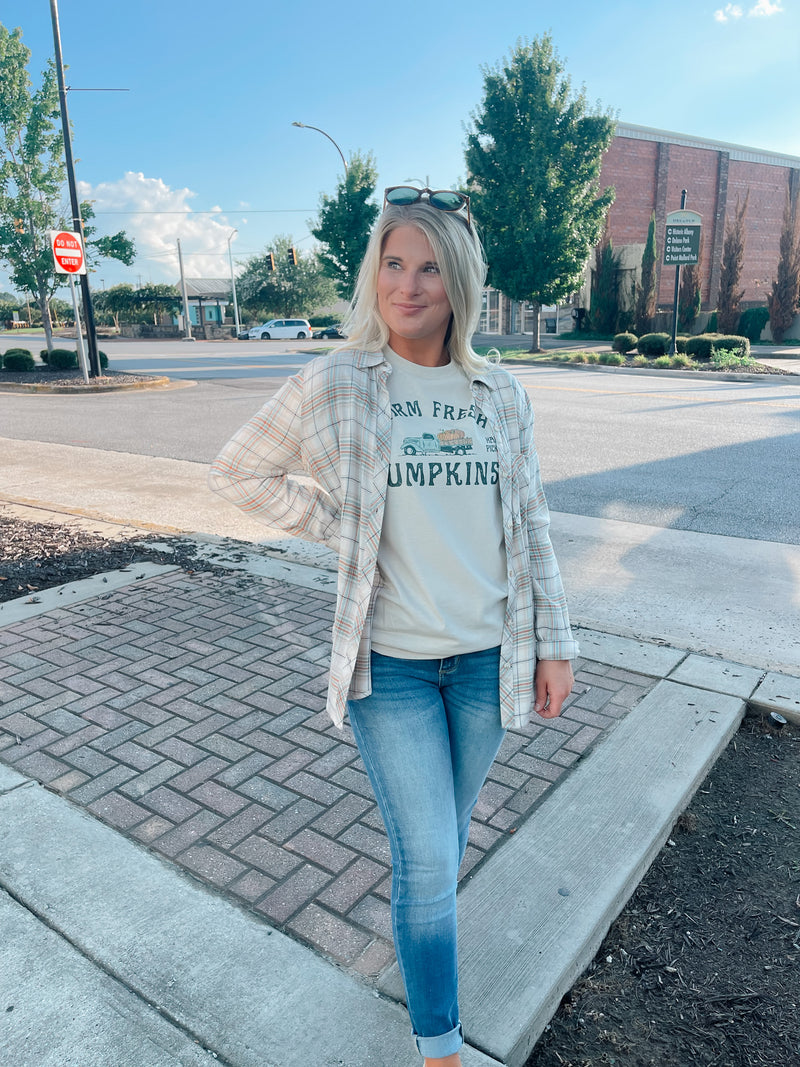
top-left (383, 186), bottom-right (471, 230)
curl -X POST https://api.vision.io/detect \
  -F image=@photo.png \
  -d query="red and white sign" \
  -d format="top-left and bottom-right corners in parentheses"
top-left (49, 230), bottom-right (86, 275)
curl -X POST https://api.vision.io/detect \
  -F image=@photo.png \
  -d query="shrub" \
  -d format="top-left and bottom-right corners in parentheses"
top-left (675, 336), bottom-right (689, 354)
top-left (3, 348), bottom-right (35, 371)
top-left (598, 351), bottom-right (625, 365)
top-left (685, 336), bottom-right (715, 361)
top-left (653, 355), bottom-right (672, 368)
top-left (637, 332), bottom-right (670, 356)
top-left (99, 350), bottom-right (109, 369)
top-left (714, 334), bottom-right (750, 359)
top-left (711, 348), bottom-right (756, 369)
top-left (48, 348), bottom-right (78, 370)
top-left (570, 352), bottom-right (588, 363)
top-left (613, 332), bottom-right (637, 354)
top-left (39, 348), bottom-right (50, 364)
top-left (585, 352), bottom-right (599, 364)
top-left (738, 306), bottom-right (770, 343)
top-left (670, 353), bottom-right (693, 368)
top-left (704, 312), bottom-right (718, 333)
top-left (632, 353), bottom-right (648, 366)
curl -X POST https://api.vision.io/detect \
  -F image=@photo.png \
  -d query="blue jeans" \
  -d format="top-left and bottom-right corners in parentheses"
top-left (347, 647), bottom-right (506, 1060)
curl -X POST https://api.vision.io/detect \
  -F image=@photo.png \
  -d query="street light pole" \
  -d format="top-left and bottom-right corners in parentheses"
top-left (49, 0), bottom-right (101, 378)
top-left (291, 122), bottom-right (348, 175)
top-left (227, 229), bottom-right (241, 339)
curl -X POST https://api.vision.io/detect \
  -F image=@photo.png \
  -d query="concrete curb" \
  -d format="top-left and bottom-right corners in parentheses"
top-left (0, 375), bottom-right (180, 394)
top-left (505, 359), bottom-right (798, 384)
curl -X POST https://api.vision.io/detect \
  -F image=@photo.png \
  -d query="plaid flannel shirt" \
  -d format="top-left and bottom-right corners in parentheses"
top-left (208, 349), bottom-right (578, 729)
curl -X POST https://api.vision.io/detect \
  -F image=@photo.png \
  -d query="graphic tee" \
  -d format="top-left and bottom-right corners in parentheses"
top-left (371, 347), bottom-right (508, 659)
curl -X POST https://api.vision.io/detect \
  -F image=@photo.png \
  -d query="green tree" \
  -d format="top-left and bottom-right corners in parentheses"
top-left (678, 254), bottom-right (702, 334)
top-left (465, 35), bottom-right (615, 351)
top-left (310, 151), bottom-right (379, 300)
top-left (0, 23), bottom-right (135, 351)
top-left (589, 219), bottom-right (620, 334)
top-left (634, 212), bottom-right (658, 336)
top-left (767, 189), bottom-right (800, 343)
top-left (238, 235), bottom-right (336, 320)
top-left (716, 191), bottom-right (749, 335)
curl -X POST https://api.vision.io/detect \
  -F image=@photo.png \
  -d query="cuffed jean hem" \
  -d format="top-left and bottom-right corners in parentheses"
top-left (415, 1021), bottom-right (464, 1059)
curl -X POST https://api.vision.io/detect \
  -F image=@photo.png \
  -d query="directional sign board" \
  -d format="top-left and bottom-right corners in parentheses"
top-left (49, 229), bottom-right (86, 274)
top-left (664, 210), bottom-right (701, 266)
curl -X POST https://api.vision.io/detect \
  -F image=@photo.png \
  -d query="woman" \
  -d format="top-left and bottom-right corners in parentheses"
top-left (209, 187), bottom-right (578, 1067)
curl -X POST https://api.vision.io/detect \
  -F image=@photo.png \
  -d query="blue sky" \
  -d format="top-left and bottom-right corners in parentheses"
top-left (2, 0), bottom-right (797, 294)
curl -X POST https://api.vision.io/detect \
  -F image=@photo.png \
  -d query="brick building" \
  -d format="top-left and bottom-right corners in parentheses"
top-left (598, 122), bottom-right (800, 314)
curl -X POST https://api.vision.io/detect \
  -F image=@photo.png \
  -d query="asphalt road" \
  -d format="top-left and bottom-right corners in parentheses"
top-left (2, 339), bottom-right (799, 544)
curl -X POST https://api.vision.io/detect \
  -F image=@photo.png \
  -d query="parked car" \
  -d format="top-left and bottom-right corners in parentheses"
top-left (313, 324), bottom-right (346, 340)
top-left (247, 318), bottom-right (312, 340)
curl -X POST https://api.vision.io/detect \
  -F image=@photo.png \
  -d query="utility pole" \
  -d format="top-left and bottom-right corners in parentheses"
top-left (227, 229), bottom-right (241, 338)
top-left (49, 0), bottom-right (101, 378)
top-left (177, 238), bottom-right (194, 341)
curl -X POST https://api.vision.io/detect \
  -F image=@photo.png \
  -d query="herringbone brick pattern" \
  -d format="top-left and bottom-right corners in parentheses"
top-left (0, 570), bottom-right (654, 979)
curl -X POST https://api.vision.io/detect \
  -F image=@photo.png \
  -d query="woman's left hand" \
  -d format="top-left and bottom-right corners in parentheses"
top-left (533, 660), bottom-right (574, 719)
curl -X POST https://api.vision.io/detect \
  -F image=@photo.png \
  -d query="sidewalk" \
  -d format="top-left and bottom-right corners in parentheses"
top-left (2, 514), bottom-right (799, 1066)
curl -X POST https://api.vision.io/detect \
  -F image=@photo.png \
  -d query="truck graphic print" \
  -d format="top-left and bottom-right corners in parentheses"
top-left (401, 429), bottom-right (473, 456)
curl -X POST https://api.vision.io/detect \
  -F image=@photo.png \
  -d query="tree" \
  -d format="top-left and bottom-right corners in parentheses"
top-left (310, 151), bottom-right (379, 300)
top-left (237, 235), bottom-right (336, 320)
top-left (92, 282), bottom-right (180, 327)
top-left (634, 212), bottom-right (658, 336)
top-left (716, 191), bottom-right (749, 335)
top-left (767, 189), bottom-right (800, 343)
top-left (589, 219), bottom-right (620, 334)
top-left (0, 23), bottom-right (134, 351)
top-left (678, 234), bottom-right (703, 334)
top-left (465, 35), bottom-right (615, 351)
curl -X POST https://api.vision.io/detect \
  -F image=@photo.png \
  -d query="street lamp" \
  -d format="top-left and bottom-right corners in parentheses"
top-left (227, 229), bottom-right (241, 339)
top-left (291, 122), bottom-right (348, 175)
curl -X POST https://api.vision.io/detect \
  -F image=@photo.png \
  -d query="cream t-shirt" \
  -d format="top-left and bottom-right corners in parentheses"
top-left (370, 347), bottom-right (508, 659)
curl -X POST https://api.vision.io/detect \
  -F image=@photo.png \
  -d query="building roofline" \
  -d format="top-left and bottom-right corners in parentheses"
top-left (615, 122), bottom-right (800, 169)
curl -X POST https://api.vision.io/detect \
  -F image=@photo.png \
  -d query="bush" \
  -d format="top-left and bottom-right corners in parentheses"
top-left (738, 307), bottom-right (770, 343)
top-left (632, 353), bottom-right (648, 366)
top-left (670, 353), bottom-right (693, 368)
top-left (685, 336), bottom-right (715, 361)
top-left (613, 332), bottom-right (637, 354)
top-left (704, 312), bottom-right (718, 333)
top-left (570, 352), bottom-right (588, 363)
top-left (714, 334), bottom-right (750, 359)
top-left (99, 350), bottom-right (109, 370)
top-left (39, 348), bottom-right (50, 364)
top-left (598, 351), bottom-right (625, 365)
top-left (2, 347), bottom-right (35, 371)
top-left (585, 352), bottom-right (599, 364)
top-left (653, 355), bottom-right (672, 368)
top-left (637, 332), bottom-right (670, 356)
top-left (675, 336), bottom-right (689, 354)
top-left (48, 348), bottom-right (78, 370)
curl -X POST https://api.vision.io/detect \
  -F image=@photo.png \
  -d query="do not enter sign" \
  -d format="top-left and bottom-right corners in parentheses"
top-left (49, 229), bottom-right (86, 275)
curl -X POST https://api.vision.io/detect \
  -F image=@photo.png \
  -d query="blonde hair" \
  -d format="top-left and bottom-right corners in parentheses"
top-left (338, 201), bottom-right (489, 375)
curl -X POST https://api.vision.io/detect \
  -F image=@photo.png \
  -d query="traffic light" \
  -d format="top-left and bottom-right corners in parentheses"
top-left (266, 253), bottom-right (275, 271)
top-left (13, 218), bottom-right (25, 234)
top-left (287, 247), bottom-right (298, 266)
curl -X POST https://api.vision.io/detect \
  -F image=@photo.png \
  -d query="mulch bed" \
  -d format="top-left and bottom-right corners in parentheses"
top-left (1, 514), bottom-right (797, 1067)
top-left (0, 514), bottom-right (218, 602)
top-left (0, 367), bottom-right (161, 389)
top-left (526, 719), bottom-right (799, 1067)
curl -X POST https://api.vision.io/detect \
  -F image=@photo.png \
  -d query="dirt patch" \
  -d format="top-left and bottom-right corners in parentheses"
top-left (526, 717), bottom-right (800, 1067)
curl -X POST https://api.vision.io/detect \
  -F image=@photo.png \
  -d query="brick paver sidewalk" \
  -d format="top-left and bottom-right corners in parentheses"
top-left (0, 569), bottom-right (654, 980)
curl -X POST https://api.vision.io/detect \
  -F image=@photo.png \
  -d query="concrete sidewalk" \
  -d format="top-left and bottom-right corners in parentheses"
top-left (2, 518), bottom-right (799, 1066)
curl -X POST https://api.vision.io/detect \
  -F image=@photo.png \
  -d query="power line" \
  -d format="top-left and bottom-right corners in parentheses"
top-left (89, 208), bottom-right (314, 215)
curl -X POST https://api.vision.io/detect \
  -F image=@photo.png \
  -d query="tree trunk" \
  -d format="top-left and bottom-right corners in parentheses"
top-left (36, 286), bottom-right (54, 353)
top-left (528, 300), bottom-right (542, 352)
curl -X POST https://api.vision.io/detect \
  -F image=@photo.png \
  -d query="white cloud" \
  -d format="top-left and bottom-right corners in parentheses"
top-left (748, 0), bottom-right (783, 15)
top-left (714, 3), bottom-right (744, 20)
top-left (77, 172), bottom-right (238, 282)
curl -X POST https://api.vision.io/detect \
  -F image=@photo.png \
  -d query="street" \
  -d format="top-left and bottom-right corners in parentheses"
top-left (2, 339), bottom-right (798, 545)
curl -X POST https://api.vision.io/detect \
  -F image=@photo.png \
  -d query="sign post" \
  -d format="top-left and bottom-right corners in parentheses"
top-left (49, 229), bottom-right (90, 384)
top-left (664, 194), bottom-right (702, 356)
